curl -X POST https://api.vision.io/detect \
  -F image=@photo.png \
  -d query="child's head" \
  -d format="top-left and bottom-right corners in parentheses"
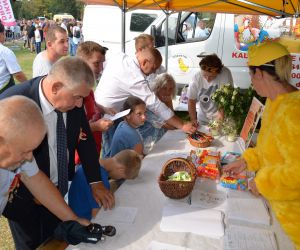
top-left (135, 34), bottom-right (154, 52)
top-left (123, 96), bottom-right (146, 128)
top-left (110, 149), bottom-right (142, 179)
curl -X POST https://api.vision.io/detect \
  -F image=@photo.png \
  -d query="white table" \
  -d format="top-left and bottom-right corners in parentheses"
top-left (68, 130), bottom-right (294, 250)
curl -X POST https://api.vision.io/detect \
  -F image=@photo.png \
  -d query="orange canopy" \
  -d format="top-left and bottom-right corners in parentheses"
top-left (83, 0), bottom-right (300, 17)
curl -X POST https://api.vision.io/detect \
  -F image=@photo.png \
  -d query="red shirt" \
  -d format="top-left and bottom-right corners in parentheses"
top-left (75, 91), bottom-right (102, 165)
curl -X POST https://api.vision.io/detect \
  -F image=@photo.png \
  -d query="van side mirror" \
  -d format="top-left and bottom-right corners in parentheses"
top-left (150, 25), bottom-right (157, 46)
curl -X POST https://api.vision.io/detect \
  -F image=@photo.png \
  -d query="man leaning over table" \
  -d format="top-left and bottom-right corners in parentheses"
top-left (94, 47), bottom-right (197, 158)
top-left (0, 57), bottom-right (114, 250)
top-left (0, 96), bottom-right (91, 247)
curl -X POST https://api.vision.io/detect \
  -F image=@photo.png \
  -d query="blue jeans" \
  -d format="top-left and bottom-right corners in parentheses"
top-left (69, 38), bottom-right (75, 56)
top-left (137, 110), bottom-right (166, 154)
top-left (35, 42), bottom-right (41, 54)
top-left (71, 42), bottom-right (78, 57)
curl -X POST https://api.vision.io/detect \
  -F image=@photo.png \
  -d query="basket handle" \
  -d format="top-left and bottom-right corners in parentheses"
top-left (161, 157), bottom-right (197, 177)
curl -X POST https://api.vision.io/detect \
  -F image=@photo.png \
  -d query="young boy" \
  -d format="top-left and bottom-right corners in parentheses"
top-left (68, 149), bottom-right (142, 220)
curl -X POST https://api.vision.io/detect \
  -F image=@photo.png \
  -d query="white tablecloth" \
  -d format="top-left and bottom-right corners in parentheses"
top-left (68, 130), bottom-right (294, 250)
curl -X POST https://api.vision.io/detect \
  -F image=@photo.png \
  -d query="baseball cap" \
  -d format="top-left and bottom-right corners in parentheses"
top-left (248, 42), bottom-right (290, 66)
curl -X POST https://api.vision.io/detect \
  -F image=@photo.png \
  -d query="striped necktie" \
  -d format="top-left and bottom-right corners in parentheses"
top-left (55, 110), bottom-right (68, 196)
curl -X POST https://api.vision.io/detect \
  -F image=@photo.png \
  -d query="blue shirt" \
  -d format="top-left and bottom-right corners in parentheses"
top-left (0, 161), bottom-right (39, 215)
top-left (68, 165), bottom-right (110, 220)
top-left (110, 121), bottom-right (143, 157)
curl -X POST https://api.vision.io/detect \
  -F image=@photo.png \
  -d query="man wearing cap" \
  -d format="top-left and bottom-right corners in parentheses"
top-left (224, 42), bottom-right (300, 249)
top-left (0, 23), bottom-right (27, 94)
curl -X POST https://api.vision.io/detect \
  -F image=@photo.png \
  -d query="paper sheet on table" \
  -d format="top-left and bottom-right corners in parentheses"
top-left (147, 241), bottom-right (194, 250)
top-left (227, 198), bottom-right (270, 226)
top-left (190, 189), bottom-right (226, 209)
top-left (190, 178), bottom-right (227, 210)
top-left (103, 109), bottom-right (130, 121)
top-left (160, 205), bottom-right (224, 238)
top-left (97, 206), bottom-right (137, 224)
top-left (224, 225), bottom-right (277, 250)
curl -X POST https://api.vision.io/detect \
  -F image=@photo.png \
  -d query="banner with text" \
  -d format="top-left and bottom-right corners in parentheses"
top-left (0, 0), bottom-right (16, 27)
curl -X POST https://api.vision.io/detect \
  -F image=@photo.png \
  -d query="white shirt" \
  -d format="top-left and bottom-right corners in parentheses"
top-left (32, 51), bottom-right (52, 78)
top-left (194, 27), bottom-right (209, 39)
top-left (38, 80), bottom-right (67, 185)
top-left (34, 29), bottom-right (41, 43)
top-left (94, 53), bottom-right (174, 121)
top-left (0, 43), bottom-right (21, 88)
top-left (187, 67), bottom-right (233, 123)
top-left (0, 160), bottom-right (39, 215)
top-left (60, 22), bottom-right (67, 31)
top-left (72, 26), bottom-right (81, 45)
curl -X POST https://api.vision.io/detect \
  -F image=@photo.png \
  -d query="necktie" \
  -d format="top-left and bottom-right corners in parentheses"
top-left (55, 110), bottom-right (68, 196)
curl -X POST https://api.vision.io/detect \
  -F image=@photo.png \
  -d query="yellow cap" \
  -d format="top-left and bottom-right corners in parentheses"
top-left (248, 42), bottom-right (290, 66)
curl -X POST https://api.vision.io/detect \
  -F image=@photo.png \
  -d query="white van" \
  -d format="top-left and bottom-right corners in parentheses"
top-left (133, 12), bottom-right (300, 90)
top-left (53, 13), bottom-right (75, 23)
top-left (82, 5), bottom-right (162, 57)
top-left (83, 6), bottom-right (300, 90)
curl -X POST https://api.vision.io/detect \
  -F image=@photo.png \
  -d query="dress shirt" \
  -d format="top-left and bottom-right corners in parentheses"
top-left (38, 80), bottom-right (68, 185)
top-left (94, 52), bottom-right (174, 121)
top-left (0, 43), bottom-right (22, 88)
top-left (0, 160), bottom-right (39, 215)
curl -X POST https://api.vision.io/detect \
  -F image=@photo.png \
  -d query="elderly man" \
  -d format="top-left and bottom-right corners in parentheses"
top-left (94, 47), bottom-right (197, 158)
top-left (0, 96), bottom-right (91, 247)
top-left (32, 26), bottom-right (69, 77)
top-left (0, 57), bottom-right (114, 249)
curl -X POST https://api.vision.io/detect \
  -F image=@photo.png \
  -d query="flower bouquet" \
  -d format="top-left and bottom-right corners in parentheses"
top-left (211, 84), bottom-right (258, 135)
top-left (208, 119), bottom-right (222, 136)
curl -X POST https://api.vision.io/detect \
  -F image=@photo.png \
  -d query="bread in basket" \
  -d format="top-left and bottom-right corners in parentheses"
top-left (187, 131), bottom-right (214, 148)
top-left (158, 157), bottom-right (196, 199)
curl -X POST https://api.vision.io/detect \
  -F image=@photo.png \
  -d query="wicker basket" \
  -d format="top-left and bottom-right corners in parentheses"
top-left (187, 131), bottom-right (214, 148)
top-left (158, 158), bottom-right (196, 199)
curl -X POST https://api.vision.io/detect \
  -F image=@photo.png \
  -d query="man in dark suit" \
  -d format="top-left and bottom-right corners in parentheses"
top-left (0, 57), bottom-right (115, 249)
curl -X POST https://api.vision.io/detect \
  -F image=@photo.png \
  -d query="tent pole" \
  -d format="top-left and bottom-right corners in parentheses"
top-left (121, 0), bottom-right (127, 52)
top-left (164, 11), bottom-right (170, 71)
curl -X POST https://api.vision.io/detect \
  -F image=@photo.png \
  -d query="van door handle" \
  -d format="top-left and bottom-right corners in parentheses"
top-left (197, 52), bottom-right (208, 58)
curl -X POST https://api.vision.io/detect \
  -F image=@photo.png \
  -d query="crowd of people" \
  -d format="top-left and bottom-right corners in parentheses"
top-left (4, 17), bottom-right (82, 55)
top-left (0, 17), bottom-right (299, 250)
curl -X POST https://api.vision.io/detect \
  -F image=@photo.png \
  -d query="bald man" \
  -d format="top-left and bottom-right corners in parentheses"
top-left (94, 47), bottom-right (197, 158)
top-left (0, 57), bottom-right (113, 249)
top-left (0, 96), bottom-right (89, 226)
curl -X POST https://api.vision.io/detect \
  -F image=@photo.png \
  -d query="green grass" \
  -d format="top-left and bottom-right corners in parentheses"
top-left (0, 40), bottom-right (37, 250)
top-left (9, 41), bottom-right (42, 79)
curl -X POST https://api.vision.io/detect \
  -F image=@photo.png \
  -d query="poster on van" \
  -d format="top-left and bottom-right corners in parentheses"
top-left (234, 15), bottom-right (300, 88)
top-left (234, 15), bottom-right (300, 53)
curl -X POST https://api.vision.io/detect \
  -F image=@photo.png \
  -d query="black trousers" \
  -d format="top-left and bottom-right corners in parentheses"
top-left (3, 185), bottom-right (61, 250)
top-left (0, 75), bottom-right (15, 95)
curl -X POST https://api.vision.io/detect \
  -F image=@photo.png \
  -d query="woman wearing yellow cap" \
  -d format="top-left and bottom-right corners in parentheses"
top-left (224, 41), bottom-right (300, 249)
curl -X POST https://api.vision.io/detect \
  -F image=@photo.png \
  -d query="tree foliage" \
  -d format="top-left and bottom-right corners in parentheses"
top-left (11, 0), bottom-right (84, 20)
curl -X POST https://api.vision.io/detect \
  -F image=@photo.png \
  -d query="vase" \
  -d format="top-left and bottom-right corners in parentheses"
top-left (226, 134), bottom-right (237, 142)
top-left (210, 128), bottom-right (220, 136)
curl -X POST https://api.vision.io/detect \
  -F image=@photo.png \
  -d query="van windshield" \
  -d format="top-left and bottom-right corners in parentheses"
top-left (154, 12), bottom-right (216, 47)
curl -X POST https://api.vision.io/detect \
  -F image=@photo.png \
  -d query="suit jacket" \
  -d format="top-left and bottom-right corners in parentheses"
top-left (0, 77), bottom-right (102, 190)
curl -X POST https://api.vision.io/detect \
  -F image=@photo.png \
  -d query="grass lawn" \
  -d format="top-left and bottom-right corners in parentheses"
top-left (0, 40), bottom-right (37, 250)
